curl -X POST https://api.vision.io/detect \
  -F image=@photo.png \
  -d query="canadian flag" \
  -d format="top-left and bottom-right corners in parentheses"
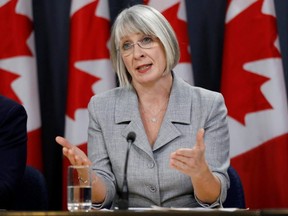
top-left (221, 0), bottom-right (288, 208)
top-left (0, 0), bottom-right (42, 170)
top-left (144, 0), bottom-right (194, 85)
top-left (62, 0), bottom-right (115, 209)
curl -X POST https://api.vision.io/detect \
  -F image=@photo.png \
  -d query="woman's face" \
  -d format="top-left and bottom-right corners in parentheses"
top-left (119, 32), bottom-right (167, 87)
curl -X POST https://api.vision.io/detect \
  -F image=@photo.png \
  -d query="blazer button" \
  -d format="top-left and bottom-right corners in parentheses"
top-left (147, 162), bottom-right (155, 169)
top-left (147, 185), bottom-right (157, 193)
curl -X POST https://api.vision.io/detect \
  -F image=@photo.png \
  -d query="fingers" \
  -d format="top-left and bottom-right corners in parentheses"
top-left (170, 149), bottom-right (196, 168)
top-left (170, 128), bottom-right (206, 176)
top-left (55, 136), bottom-right (73, 148)
top-left (171, 148), bottom-right (193, 158)
top-left (172, 128), bottom-right (205, 157)
top-left (65, 147), bottom-right (91, 166)
top-left (170, 150), bottom-right (195, 176)
top-left (169, 156), bottom-right (188, 172)
top-left (195, 128), bottom-right (205, 149)
top-left (55, 136), bottom-right (92, 166)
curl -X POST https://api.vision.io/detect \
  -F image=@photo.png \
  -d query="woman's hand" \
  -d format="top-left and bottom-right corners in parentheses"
top-left (55, 136), bottom-right (91, 166)
top-left (170, 128), bottom-right (221, 204)
top-left (170, 128), bottom-right (208, 177)
top-left (56, 136), bottom-right (108, 203)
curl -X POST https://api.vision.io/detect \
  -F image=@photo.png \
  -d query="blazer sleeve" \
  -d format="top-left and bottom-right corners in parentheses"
top-left (201, 92), bottom-right (230, 207)
top-left (88, 96), bottom-right (117, 209)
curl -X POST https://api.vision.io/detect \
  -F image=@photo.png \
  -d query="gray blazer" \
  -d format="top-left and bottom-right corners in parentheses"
top-left (88, 74), bottom-right (230, 208)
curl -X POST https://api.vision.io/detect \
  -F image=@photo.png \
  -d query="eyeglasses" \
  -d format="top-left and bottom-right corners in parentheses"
top-left (118, 36), bottom-right (158, 57)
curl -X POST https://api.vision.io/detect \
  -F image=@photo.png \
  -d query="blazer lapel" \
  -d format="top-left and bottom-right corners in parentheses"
top-left (153, 75), bottom-right (192, 151)
top-left (115, 87), bottom-right (154, 158)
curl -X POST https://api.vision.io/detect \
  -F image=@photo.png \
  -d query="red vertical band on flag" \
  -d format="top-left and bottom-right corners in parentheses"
top-left (63, 0), bottom-right (115, 209)
top-left (221, 0), bottom-right (288, 208)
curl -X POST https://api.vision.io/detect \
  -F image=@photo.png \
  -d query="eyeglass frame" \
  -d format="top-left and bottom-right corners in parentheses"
top-left (117, 35), bottom-right (159, 57)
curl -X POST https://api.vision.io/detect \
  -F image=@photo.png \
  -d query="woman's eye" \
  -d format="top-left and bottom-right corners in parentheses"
top-left (141, 37), bottom-right (153, 45)
top-left (122, 43), bottom-right (132, 51)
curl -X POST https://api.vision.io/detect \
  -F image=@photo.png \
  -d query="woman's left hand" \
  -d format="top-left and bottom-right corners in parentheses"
top-left (170, 128), bottom-right (209, 177)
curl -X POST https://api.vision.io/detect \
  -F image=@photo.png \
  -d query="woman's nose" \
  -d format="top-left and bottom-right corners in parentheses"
top-left (132, 43), bottom-right (145, 58)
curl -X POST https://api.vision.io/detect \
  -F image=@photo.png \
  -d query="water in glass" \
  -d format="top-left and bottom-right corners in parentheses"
top-left (67, 185), bottom-right (92, 211)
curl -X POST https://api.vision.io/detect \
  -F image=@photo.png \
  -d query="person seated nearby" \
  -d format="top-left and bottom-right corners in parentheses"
top-left (0, 95), bottom-right (27, 210)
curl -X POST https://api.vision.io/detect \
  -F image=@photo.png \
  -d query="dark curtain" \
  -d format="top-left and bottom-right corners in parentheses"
top-left (185, 0), bottom-right (227, 92)
top-left (275, 0), bottom-right (288, 94)
top-left (32, 0), bottom-right (71, 210)
top-left (32, 0), bottom-right (288, 210)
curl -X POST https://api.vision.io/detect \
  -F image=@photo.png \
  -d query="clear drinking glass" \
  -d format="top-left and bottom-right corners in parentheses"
top-left (67, 165), bottom-right (92, 212)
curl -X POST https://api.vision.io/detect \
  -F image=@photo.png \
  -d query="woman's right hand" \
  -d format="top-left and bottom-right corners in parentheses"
top-left (56, 136), bottom-right (107, 203)
top-left (55, 136), bottom-right (91, 166)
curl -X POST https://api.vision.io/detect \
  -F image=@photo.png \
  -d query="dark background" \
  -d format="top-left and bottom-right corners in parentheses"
top-left (31, 0), bottom-right (288, 210)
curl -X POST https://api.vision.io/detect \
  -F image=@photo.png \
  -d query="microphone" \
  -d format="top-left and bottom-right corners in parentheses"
top-left (118, 132), bottom-right (136, 210)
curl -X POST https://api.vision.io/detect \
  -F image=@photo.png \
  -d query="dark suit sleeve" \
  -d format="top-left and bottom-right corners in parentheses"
top-left (0, 102), bottom-right (27, 209)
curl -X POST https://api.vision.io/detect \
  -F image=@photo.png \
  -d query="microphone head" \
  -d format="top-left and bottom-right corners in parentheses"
top-left (126, 132), bottom-right (136, 142)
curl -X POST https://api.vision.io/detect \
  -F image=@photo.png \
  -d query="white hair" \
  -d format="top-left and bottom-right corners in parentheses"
top-left (110, 4), bottom-right (180, 87)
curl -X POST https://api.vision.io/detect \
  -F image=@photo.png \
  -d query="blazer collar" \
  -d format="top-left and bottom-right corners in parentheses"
top-left (153, 74), bottom-right (192, 150)
top-left (115, 87), bottom-right (153, 155)
top-left (115, 87), bottom-right (139, 124)
top-left (165, 74), bottom-right (192, 124)
top-left (115, 74), bottom-right (192, 125)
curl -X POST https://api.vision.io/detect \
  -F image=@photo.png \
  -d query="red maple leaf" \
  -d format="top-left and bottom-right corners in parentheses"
top-left (0, 0), bottom-right (33, 58)
top-left (162, 3), bottom-right (191, 63)
top-left (221, 0), bottom-right (279, 125)
top-left (67, 0), bottom-right (110, 119)
top-left (0, 68), bottom-right (21, 103)
top-left (0, 0), bottom-right (33, 104)
top-left (144, 1), bottom-right (191, 63)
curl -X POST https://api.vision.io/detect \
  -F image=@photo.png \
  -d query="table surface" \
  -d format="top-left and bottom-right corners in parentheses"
top-left (0, 209), bottom-right (259, 216)
top-left (1, 209), bottom-right (288, 216)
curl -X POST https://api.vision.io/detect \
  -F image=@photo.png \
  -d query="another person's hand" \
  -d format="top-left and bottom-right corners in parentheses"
top-left (169, 128), bottom-right (209, 177)
top-left (55, 136), bottom-right (91, 166)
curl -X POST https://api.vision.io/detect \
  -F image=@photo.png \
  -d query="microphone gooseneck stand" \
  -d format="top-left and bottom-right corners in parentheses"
top-left (118, 132), bottom-right (136, 210)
